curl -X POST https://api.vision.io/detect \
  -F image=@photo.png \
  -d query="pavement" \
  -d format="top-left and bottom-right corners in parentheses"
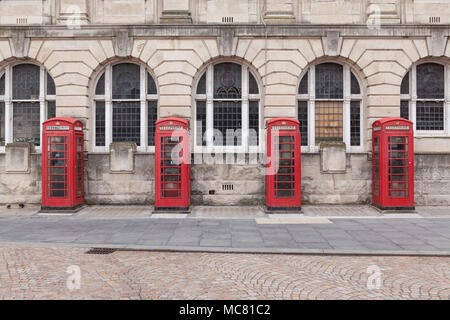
top-left (0, 205), bottom-right (449, 256)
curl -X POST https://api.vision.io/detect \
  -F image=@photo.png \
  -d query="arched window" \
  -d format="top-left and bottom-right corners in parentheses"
top-left (297, 62), bottom-right (363, 152)
top-left (93, 63), bottom-right (158, 152)
top-left (0, 63), bottom-right (55, 150)
top-left (194, 62), bottom-right (261, 151)
top-left (401, 62), bottom-right (448, 134)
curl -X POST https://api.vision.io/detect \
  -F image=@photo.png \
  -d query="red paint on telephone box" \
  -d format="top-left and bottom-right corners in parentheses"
top-left (155, 117), bottom-right (190, 211)
top-left (266, 118), bottom-right (301, 211)
top-left (42, 117), bottom-right (84, 210)
top-left (372, 117), bottom-right (414, 210)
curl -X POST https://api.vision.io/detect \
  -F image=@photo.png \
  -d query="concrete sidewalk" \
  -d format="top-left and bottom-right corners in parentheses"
top-left (0, 208), bottom-right (449, 256)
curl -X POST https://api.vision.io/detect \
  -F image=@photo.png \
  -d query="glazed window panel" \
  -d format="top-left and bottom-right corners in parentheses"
top-left (297, 101), bottom-right (308, 146)
top-left (0, 74), bottom-right (4, 96)
top-left (12, 64), bottom-right (40, 100)
top-left (196, 101), bottom-right (206, 146)
top-left (298, 73), bottom-right (308, 95)
top-left (213, 101), bottom-right (242, 146)
top-left (0, 102), bottom-right (4, 146)
top-left (400, 100), bottom-right (409, 120)
top-left (350, 101), bottom-right (361, 146)
top-left (416, 63), bottom-right (444, 99)
top-left (95, 101), bottom-right (106, 147)
top-left (416, 101), bottom-right (444, 131)
top-left (196, 73), bottom-right (206, 95)
top-left (112, 101), bottom-right (141, 145)
top-left (47, 73), bottom-right (56, 96)
top-left (13, 102), bottom-right (41, 145)
top-left (47, 101), bottom-right (56, 119)
top-left (315, 63), bottom-right (343, 99)
top-left (350, 72), bottom-right (360, 95)
top-left (147, 100), bottom-right (158, 146)
top-left (249, 101), bottom-right (259, 146)
top-left (112, 63), bottom-right (140, 100)
top-left (315, 101), bottom-right (343, 143)
top-left (249, 72), bottom-right (259, 94)
top-left (401, 72), bottom-right (409, 95)
top-left (214, 63), bottom-right (242, 99)
top-left (147, 72), bottom-right (157, 95)
top-left (95, 73), bottom-right (105, 95)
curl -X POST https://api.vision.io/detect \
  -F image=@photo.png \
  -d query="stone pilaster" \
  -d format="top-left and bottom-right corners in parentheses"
top-left (160, 0), bottom-right (192, 24)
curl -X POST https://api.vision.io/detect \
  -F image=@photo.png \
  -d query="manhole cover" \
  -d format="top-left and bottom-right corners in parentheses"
top-left (85, 248), bottom-right (117, 255)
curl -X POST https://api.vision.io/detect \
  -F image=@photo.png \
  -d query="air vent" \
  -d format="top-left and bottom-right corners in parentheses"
top-left (222, 17), bottom-right (234, 23)
top-left (85, 248), bottom-right (117, 255)
top-left (16, 18), bottom-right (27, 24)
top-left (429, 17), bottom-right (440, 24)
top-left (222, 184), bottom-right (234, 191)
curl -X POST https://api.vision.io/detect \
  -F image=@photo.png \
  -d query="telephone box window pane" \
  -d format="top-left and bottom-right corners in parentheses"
top-left (0, 102), bottom-right (4, 146)
top-left (95, 101), bottom-right (105, 146)
top-left (147, 73), bottom-right (157, 95)
top-left (214, 63), bottom-right (242, 99)
top-left (77, 137), bottom-right (83, 197)
top-left (401, 72), bottom-right (409, 95)
top-left (112, 101), bottom-right (141, 145)
top-left (160, 136), bottom-right (181, 198)
top-left (13, 102), bottom-right (41, 145)
top-left (0, 74), bottom-right (4, 95)
top-left (350, 72), bottom-right (360, 95)
top-left (47, 101), bottom-right (56, 119)
top-left (47, 73), bottom-right (55, 95)
top-left (112, 64), bottom-right (140, 99)
top-left (417, 63), bottom-right (444, 99)
top-left (315, 63), bottom-right (343, 99)
top-left (249, 101), bottom-right (259, 146)
top-left (196, 101), bottom-right (206, 146)
top-left (388, 136), bottom-right (409, 198)
top-left (12, 64), bottom-right (40, 100)
top-left (249, 72), bottom-right (259, 94)
top-left (275, 136), bottom-right (295, 198)
top-left (297, 101), bottom-right (308, 146)
top-left (350, 101), bottom-right (361, 146)
top-left (416, 101), bottom-right (444, 131)
top-left (373, 137), bottom-right (380, 197)
top-left (213, 101), bottom-right (242, 146)
top-left (315, 101), bottom-right (343, 143)
top-left (196, 73), bottom-right (206, 95)
top-left (298, 73), bottom-right (308, 95)
top-left (48, 136), bottom-right (67, 198)
top-left (147, 101), bottom-right (158, 146)
top-left (95, 73), bottom-right (105, 95)
top-left (400, 100), bottom-right (409, 120)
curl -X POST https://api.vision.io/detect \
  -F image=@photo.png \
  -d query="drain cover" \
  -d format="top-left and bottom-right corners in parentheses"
top-left (85, 248), bottom-right (117, 255)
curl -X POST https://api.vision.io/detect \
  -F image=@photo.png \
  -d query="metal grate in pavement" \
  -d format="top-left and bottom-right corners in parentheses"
top-left (85, 248), bottom-right (117, 255)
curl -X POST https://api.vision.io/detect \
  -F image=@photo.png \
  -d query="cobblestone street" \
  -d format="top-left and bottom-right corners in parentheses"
top-left (0, 246), bottom-right (448, 300)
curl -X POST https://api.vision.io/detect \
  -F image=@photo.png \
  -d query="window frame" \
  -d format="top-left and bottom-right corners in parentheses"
top-left (0, 63), bottom-right (55, 153)
top-left (402, 62), bottom-right (449, 136)
top-left (193, 62), bottom-right (262, 154)
top-left (92, 63), bottom-right (158, 153)
top-left (297, 63), bottom-right (364, 153)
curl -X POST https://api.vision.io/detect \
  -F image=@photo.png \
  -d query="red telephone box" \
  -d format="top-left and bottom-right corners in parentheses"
top-left (42, 117), bottom-right (84, 210)
top-left (266, 118), bottom-right (301, 211)
top-left (155, 117), bottom-right (190, 211)
top-left (372, 117), bottom-right (414, 210)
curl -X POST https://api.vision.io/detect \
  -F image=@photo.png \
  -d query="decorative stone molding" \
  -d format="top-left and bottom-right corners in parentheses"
top-left (160, 0), bottom-right (192, 24)
top-left (367, 0), bottom-right (400, 25)
top-left (56, 0), bottom-right (89, 26)
top-left (109, 142), bottom-right (137, 173)
top-left (113, 30), bottom-right (133, 57)
top-left (427, 28), bottom-right (447, 57)
top-left (9, 31), bottom-right (30, 58)
top-left (5, 143), bottom-right (34, 174)
top-left (264, 0), bottom-right (296, 24)
top-left (323, 31), bottom-right (342, 57)
top-left (320, 142), bottom-right (347, 174)
top-left (218, 29), bottom-right (237, 57)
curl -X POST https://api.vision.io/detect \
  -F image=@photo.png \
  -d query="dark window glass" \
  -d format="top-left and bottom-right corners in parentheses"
top-left (297, 101), bottom-right (308, 146)
top-left (12, 64), bottom-right (40, 100)
top-left (95, 101), bottom-right (105, 146)
top-left (315, 101), bottom-right (343, 143)
top-left (196, 101), bottom-right (206, 146)
top-left (147, 72), bottom-right (157, 95)
top-left (112, 101), bottom-right (141, 145)
top-left (95, 73), bottom-right (105, 95)
top-left (0, 74), bottom-right (5, 96)
top-left (47, 101), bottom-right (56, 119)
top-left (416, 101), bottom-right (444, 131)
top-left (400, 100), bottom-right (409, 120)
top-left (112, 64), bottom-right (140, 99)
top-left (196, 73), bottom-right (206, 95)
top-left (298, 72), bottom-right (308, 95)
top-left (13, 102), bottom-right (41, 145)
top-left (350, 72), bottom-right (360, 95)
top-left (213, 101), bottom-right (242, 146)
top-left (148, 101), bottom-right (157, 146)
top-left (47, 73), bottom-right (55, 95)
top-left (350, 101), bottom-right (361, 146)
top-left (417, 63), bottom-right (444, 99)
top-left (0, 102), bottom-right (4, 146)
top-left (315, 63), bottom-right (343, 99)
top-left (249, 72), bottom-right (259, 94)
top-left (401, 72), bottom-right (409, 95)
top-left (214, 63), bottom-right (241, 99)
top-left (249, 101), bottom-right (259, 146)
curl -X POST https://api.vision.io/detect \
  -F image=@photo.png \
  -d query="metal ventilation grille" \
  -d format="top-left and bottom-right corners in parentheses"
top-left (16, 18), bottom-right (27, 24)
top-left (222, 184), bottom-right (234, 191)
top-left (429, 17), bottom-right (440, 24)
top-left (222, 17), bottom-right (234, 23)
top-left (85, 248), bottom-right (117, 255)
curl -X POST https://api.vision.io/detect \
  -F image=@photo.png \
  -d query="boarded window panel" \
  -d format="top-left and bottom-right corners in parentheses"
top-left (47, 73), bottom-right (55, 96)
top-left (401, 72), bottom-right (409, 95)
top-left (298, 72), bottom-right (308, 95)
top-left (112, 101), bottom-right (141, 145)
top-left (0, 74), bottom-right (5, 95)
top-left (147, 101), bottom-right (158, 146)
top-left (249, 101), bottom-right (259, 146)
top-left (13, 102), bottom-right (41, 146)
top-left (112, 64), bottom-right (140, 99)
top-left (400, 100), bottom-right (409, 120)
top-left (297, 101), bottom-right (308, 146)
top-left (315, 63), bottom-right (343, 99)
top-left (350, 72), bottom-right (360, 95)
top-left (196, 101), bottom-right (206, 146)
top-left (350, 101), bottom-right (361, 146)
top-left (196, 73), bottom-right (206, 95)
top-left (249, 72), bottom-right (259, 94)
top-left (47, 101), bottom-right (56, 119)
top-left (417, 63), bottom-right (444, 99)
top-left (213, 101), bottom-right (242, 146)
top-left (147, 73), bottom-right (157, 95)
top-left (214, 63), bottom-right (242, 99)
top-left (12, 64), bottom-right (40, 100)
top-left (416, 101), bottom-right (444, 131)
top-left (95, 101), bottom-right (105, 146)
top-left (314, 101), bottom-right (343, 144)
top-left (95, 73), bottom-right (105, 95)
top-left (0, 102), bottom-right (4, 146)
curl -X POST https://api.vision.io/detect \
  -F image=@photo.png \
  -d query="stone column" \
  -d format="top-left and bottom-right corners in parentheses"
top-left (56, 0), bottom-right (89, 26)
top-left (264, 0), bottom-right (296, 24)
top-left (367, 0), bottom-right (401, 25)
top-left (160, 0), bottom-right (192, 24)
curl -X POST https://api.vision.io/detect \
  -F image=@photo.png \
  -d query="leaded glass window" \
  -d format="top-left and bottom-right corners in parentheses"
top-left (417, 63), bottom-right (444, 99)
top-left (315, 63), bottom-right (343, 99)
top-left (13, 64), bottom-right (40, 100)
top-left (214, 63), bottom-right (242, 99)
top-left (401, 72), bottom-right (409, 95)
top-left (297, 101), bottom-right (308, 146)
top-left (0, 74), bottom-right (4, 96)
top-left (400, 100), bottom-right (409, 120)
top-left (93, 63), bottom-right (158, 151)
top-left (0, 102), bottom-right (4, 146)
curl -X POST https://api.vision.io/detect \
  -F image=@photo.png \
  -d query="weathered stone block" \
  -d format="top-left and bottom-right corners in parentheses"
top-left (110, 143), bottom-right (136, 173)
top-left (320, 142), bottom-right (346, 173)
top-left (5, 143), bottom-right (33, 173)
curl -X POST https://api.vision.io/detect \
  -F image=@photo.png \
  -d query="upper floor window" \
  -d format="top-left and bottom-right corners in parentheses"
top-left (194, 62), bottom-right (261, 152)
top-left (0, 63), bottom-right (55, 150)
top-left (401, 62), bottom-right (448, 135)
top-left (93, 63), bottom-right (158, 152)
top-left (297, 62), bottom-right (363, 152)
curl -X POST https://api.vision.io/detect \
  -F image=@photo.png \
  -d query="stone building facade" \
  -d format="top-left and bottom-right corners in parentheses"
top-left (0, 0), bottom-right (449, 206)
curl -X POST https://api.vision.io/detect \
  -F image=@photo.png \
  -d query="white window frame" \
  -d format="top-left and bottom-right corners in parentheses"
top-left (92, 63), bottom-right (158, 153)
top-left (193, 63), bottom-right (262, 154)
top-left (297, 63), bottom-right (364, 153)
top-left (0, 63), bottom-right (55, 153)
top-left (403, 63), bottom-right (449, 136)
